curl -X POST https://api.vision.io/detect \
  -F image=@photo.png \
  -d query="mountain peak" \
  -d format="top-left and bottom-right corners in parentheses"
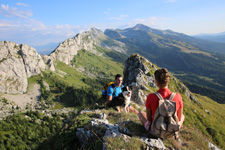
top-left (132, 24), bottom-right (152, 32)
top-left (89, 27), bottom-right (102, 34)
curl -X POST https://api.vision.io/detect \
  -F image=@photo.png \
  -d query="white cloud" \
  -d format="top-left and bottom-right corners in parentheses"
top-left (0, 17), bottom-right (85, 45)
top-left (0, 20), bottom-right (18, 27)
top-left (107, 17), bottom-right (169, 30)
top-left (133, 17), bottom-right (169, 27)
top-left (0, 4), bottom-right (33, 18)
top-left (104, 8), bottom-right (111, 14)
top-left (120, 15), bottom-right (128, 18)
top-left (110, 15), bottom-right (128, 20)
top-left (16, 3), bottom-right (29, 7)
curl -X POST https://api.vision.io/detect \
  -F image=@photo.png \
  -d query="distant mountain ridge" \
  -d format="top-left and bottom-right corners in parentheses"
top-left (194, 31), bottom-right (225, 36)
top-left (32, 42), bottom-right (59, 55)
top-left (193, 32), bottom-right (225, 43)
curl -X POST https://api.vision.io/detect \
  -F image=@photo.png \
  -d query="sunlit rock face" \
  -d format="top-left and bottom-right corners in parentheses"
top-left (50, 28), bottom-right (127, 65)
top-left (0, 41), bottom-right (46, 94)
top-left (20, 43), bottom-right (47, 78)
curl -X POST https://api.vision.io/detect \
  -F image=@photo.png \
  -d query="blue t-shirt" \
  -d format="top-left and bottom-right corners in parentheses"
top-left (107, 84), bottom-right (124, 99)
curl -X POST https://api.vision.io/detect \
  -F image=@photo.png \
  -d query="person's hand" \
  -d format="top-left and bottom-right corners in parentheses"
top-left (144, 121), bottom-right (151, 131)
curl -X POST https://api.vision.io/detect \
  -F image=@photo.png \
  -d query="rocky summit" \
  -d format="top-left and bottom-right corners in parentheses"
top-left (123, 53), bottom-right (157, 105)
top-left (123, 53), bottom-right (196, 105)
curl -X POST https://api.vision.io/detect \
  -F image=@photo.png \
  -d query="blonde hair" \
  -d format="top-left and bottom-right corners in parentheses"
top-left (154, 68), bottom-right (170, 86)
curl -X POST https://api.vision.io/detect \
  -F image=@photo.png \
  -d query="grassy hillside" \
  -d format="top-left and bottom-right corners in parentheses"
top-left (70, 48), bottom-right (125, 78)
top-left (38, 70), bottom-right (225, 149)
top-left (33, 47), bottom-right (125, 109)
top-left (1, 75), bottom-right (224, 149)
top-left (48, 52), bottom-right (225, 149)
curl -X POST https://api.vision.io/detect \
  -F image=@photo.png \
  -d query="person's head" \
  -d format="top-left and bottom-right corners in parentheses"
top-left (154, 68), bottom-right (170, 88)
top-left (115, 74), bottom-right (123, 87)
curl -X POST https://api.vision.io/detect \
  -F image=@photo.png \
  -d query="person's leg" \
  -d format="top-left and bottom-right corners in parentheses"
top-left (178, 114), bottom-right (185, 128)
top-left (138, 111), bottom-right (147, 125)
top-left (127, 105), bottom-right (139, 114)
top-left (138, 111), bottom-right (152, 131)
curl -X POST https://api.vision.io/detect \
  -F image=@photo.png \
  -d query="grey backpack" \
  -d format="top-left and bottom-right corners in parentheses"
top-left (150, 92), bottom-right (180, 139)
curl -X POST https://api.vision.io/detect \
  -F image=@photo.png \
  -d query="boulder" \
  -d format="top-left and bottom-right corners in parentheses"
top-left (75, 111), bottom-right (166, 149)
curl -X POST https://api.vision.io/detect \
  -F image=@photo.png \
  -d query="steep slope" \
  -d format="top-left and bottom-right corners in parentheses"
top-left (49, 28), bottom-right (128, 65)
top-left (105, 24), bottom-right (225, 103)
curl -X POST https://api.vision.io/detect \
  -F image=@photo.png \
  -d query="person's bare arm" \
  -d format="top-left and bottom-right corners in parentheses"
top-left (177, 107), bottom-right (185, 127)
top-left (107, 95), bottom-right (112, 103)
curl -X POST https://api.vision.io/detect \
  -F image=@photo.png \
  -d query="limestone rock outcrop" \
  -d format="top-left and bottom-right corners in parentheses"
top-left (20, 44), bottom-right (47, 78)
top-left (123, 53), bottom-right (157, 105)
top-left (42, 55), bottom-right (55, 71)
top-left (123, 53), bottom-right (201, 105)
top-left (0, 41), bottom-right (47, 94)
top-left (76, 110), bottom-right (166, 149)
top-left (49, 28), bottom-right (127, 65)
top-left (0, 41), bottom-right (27, 94)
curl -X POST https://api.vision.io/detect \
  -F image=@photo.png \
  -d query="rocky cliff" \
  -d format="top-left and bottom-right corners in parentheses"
top-left (0, 41), bottom-right (47, 94)
top-left (49, 28), bottom-right (128, 65)
top-left (20, 44), bottom-right (47, 78)
top-left (0, 28), bottom-right (127, 94)
top-left (123, 53), bottom-right (157, 105)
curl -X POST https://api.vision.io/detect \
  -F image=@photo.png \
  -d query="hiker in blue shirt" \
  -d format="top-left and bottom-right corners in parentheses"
top-left (106, 74), bottom-right (138, 113)
top-left (106, 74), bottom-right (124, 102)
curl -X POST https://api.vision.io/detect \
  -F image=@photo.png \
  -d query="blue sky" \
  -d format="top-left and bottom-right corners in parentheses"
top-left (0, 0), bottom-right (225, 46)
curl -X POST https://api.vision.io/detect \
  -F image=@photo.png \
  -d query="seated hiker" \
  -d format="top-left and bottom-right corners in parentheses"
top-left (105, 74), bottom-right (138, 113)
top-left (138, 68), bottom-right (185, 138)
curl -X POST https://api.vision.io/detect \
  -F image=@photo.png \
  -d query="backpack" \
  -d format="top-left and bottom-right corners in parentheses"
top-left (150, 92), bottom-right (180, 139)
top-left (102, 82), bottom-right (115, 99)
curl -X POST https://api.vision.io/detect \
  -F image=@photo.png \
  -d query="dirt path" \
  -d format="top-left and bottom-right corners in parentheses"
top-left (1, 83), bottom-right (41, 109)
